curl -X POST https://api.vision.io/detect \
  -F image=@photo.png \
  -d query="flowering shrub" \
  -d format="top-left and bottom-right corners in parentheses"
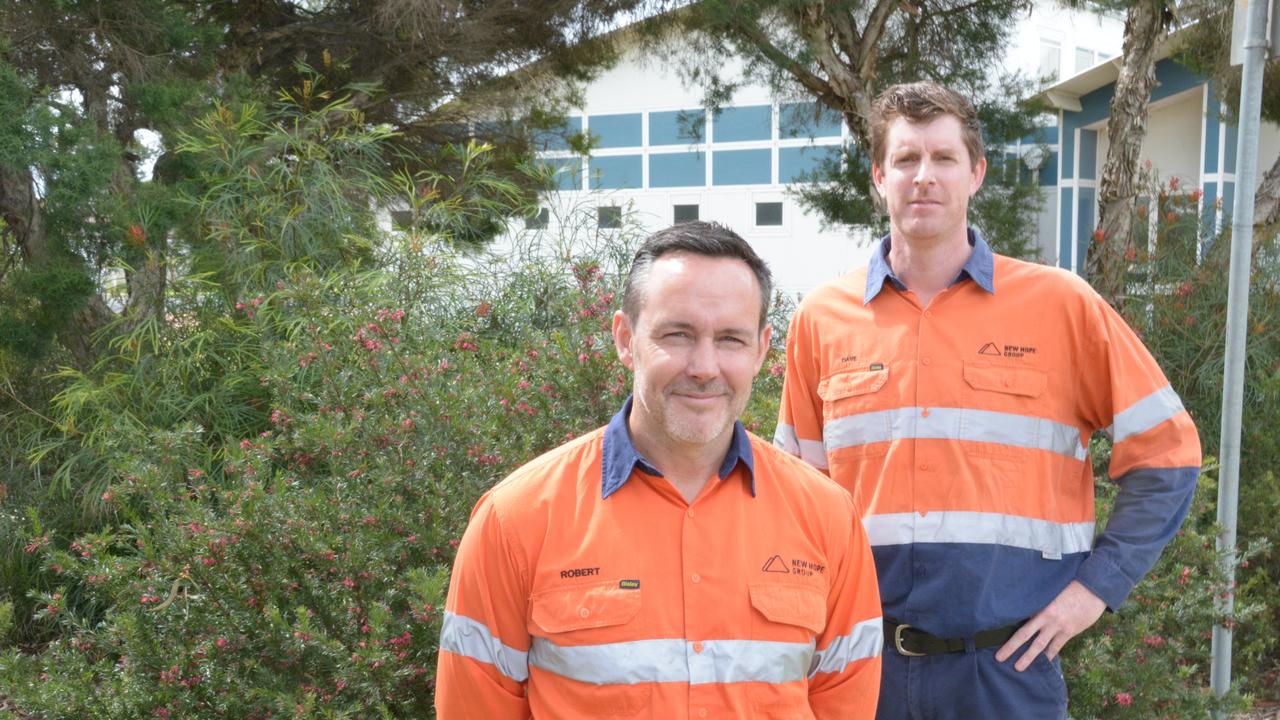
top-left (1059, 177), bottom-right (1280, 717)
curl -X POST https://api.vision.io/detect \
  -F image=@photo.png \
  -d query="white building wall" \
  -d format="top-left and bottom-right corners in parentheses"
top-left (516, 0), bottom-right (1126, 298)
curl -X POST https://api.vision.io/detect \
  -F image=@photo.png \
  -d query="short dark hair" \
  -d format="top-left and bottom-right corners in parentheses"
top-left (622, 221), bottom-right (773, 329)
top-left (870, 81), bottom-right (984, 168)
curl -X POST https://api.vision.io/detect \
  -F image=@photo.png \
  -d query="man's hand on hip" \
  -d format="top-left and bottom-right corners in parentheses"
top-left (994, 580), bottom-right (1107, 671)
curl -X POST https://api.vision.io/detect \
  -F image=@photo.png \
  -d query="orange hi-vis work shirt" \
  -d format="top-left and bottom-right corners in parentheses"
top-left (775, 231), bottom-right (1201, 638)
top-left (436, 399), bottom-right (883, 719)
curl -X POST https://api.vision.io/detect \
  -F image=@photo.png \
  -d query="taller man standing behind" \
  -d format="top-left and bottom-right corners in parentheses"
top-left (776, 82), bottom-right (1201, 718)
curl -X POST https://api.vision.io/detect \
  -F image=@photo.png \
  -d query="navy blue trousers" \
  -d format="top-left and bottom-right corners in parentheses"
top-left (875, 645), bottom-right (1068, 720)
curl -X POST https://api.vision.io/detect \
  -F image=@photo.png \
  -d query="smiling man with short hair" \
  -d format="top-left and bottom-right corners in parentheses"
top-left (437, 221), bottom-right (883, 719)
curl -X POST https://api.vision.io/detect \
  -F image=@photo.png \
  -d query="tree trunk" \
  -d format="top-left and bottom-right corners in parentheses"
top-left (1254, 152), bottom-right (1280, 232)
top-left (0, 164), bottom-right (117, 369)
top-left (1088, 0), bottom-right (1167, 308)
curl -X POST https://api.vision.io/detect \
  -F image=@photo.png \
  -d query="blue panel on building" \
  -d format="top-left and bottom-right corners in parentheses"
top-left (713, 149), bottom-right (771, 185)
top-left (714, 105), bottom-right (772, 143)
top-left (535, 116), bottom-right (583, 152)
top-left (1059, 187), bottom-right (1074, 271)
top-left (1077, 187), bottom-right (1096, 276)
top-left (1021, 125), bottom-right (1059, 145)
top-left (1079, 130), bottom-right (1098, 180)
top-left (650, 152), bottom-right (706, 188)
top-left (1151, 60), bottom-right (1205, 104)
top-left (649, 109), bottom-right (705, 146)
top-left (1203, 110), bottom-right (1220, 174)
top-left (1061, 125), bottom-right (1076, 178)
top-left (1222, 181), bottom-right (1236, 223)
top-left (589, 113), bottom-right (642, 149)
top-left (779, 102), bottom-right (842, 139)
top-left (1202, 181), bottom-right (1219, 232)
top-left (589, 155), bottom-right (643, 189)
top-left (1039, 152), bottom-right (1059, 186)
top-left (536, 157), bottom-right (581, 191)
top-left (779, 146), bottom-right (840, 183)
top-left (1225, 123), bottom-right (1239, 173)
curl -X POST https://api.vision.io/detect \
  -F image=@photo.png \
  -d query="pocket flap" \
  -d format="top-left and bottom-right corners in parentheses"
top-left (748, 583), bottom-right (826, 634)
top-left (531, 580), bottom-right (642, 634)
top-left (818, 368), bottom-right (888, 402)
top-left (963, 363), bottom-right (1047, 398)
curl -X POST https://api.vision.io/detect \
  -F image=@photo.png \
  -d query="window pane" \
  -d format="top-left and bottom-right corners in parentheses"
top-left (673, 204), bottom-right (699, 223)
top-left (1075, 47), bottom-right (1095, 73)
top-left (1038, 41), bottom-right (1061, 82)
top-left (598, 206), bottom-right (622, 229)
top-left (525, 207), bottom-right (549, 229)
top-left (650, 152), bottom-right (706, 188)
top-left (756, 202), bottom-right (782, 226)
top-left (588, 113), bottom-right (642, 148)
top-left (649, 109), bottom-right (705, 145)
top-left (713, 105), bottom-right (772, 143)
top-left (712, 149), bottom-right (771, 186)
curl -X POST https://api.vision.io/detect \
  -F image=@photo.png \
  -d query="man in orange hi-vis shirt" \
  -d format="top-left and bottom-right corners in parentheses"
top-left (436, 221), bottom-right (883, 719)
top-left (776, 82), bottom-right (1200, 719)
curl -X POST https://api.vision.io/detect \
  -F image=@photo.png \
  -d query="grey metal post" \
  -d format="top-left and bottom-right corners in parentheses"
top-left (1210, 0), bottom-right (1270, 711)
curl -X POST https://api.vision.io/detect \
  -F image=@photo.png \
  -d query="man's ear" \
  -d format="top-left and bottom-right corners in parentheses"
top-left (754, 324), bottom-right (773, 374)
top-left (871, 161), bottom-right (885, 196)
top-left (969, 155), bottom-right (987, 196)
top-left (612, 310), bottom-right (635, 370)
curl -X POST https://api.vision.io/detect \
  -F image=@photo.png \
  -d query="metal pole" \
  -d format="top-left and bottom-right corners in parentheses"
top-left (1210, 0), bottom-right (1269, 711)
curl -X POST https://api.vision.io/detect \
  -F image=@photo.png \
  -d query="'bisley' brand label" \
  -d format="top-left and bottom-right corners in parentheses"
top-left (560, 567), bottom-right (600, 579)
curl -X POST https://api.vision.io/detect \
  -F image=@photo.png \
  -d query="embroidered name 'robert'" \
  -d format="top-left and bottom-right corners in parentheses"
top-left (560, 567), bottom-right (600, 579)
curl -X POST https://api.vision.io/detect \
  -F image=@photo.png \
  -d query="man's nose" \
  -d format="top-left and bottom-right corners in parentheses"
top-left (685, 337), bottom-right (718, 379)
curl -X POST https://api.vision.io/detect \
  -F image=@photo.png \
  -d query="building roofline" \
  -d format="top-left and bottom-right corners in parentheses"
top-left (1033, 23), bottom-right (1197, 110)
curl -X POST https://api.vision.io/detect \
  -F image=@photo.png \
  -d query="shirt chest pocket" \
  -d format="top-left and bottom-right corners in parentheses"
top-left (529, 581), bottom-right (652, 716)
top-left (748, 582), bottom-right (826, 641)
top-left (747, 583), bottom-right (825, 719)
top-left (818, 367), bottom-right (891, 458)
top-left (960, 363), bottom-right (1051, 456)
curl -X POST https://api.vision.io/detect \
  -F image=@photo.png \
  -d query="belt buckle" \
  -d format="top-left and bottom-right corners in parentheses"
top-left (894, 623), bottom-right (926, 657)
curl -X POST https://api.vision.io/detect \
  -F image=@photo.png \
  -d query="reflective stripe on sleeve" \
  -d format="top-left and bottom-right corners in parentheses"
top-left (1107, 385), bottom-right (1186, 443)
top-left (774, 423), bottom-right (830, 469)
top-left (440, 611), bottom-right (530, 683)
top-left (824, 407), bottom-right (1087, 461)
top-left (529, 636), bottom-right (816, 685)
top-left (862, 511), bottom-right (1095, 556)
top-left (809, 616), bottom-right (883, 677)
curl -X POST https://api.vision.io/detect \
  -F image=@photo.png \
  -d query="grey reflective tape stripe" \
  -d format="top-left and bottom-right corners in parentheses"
top-left (529, 636), bottom-right (815, 685)
top-left (799, 439), bottom-right (829, 469)
top-left (774, 423), bottom-right (800, 455)
top-left (774, 423), bottom-right (829, 470)
top-left (440, 612), bottom-right (529, 683)
top-left (809, 616), bottom-right (883, 677)
top-left (824, 407), bottom-right (1087, 461)
top-left (1111, 385), bottom-right (1185, 443)
top-left (695, 639), bottom-right (814, 684)
top-left (530, 637), bottom-right (688, 684)
top-left (862, 511), bottom-right (1096, 556)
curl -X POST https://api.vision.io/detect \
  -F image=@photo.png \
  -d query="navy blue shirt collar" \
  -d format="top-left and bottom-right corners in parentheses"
top-left (600, 396), bottom-right (756, 499)
top-left (864, 226), bottom-right (996, 305)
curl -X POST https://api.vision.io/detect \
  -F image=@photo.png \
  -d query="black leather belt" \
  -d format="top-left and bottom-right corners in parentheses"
top-left (885, 619), bottom-right (1024, 657)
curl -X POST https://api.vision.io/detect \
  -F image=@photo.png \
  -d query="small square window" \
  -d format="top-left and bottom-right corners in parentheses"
top-left (525, 207), bottom-right (550, 229)
top-left (755, 201), bottom-right (783, 226)
top-left (390, 209), bottom-right (414, 230)
top-left (598, 206), bottom-right (622, 229)
top-left (674, 204), bottom-right (699, 223)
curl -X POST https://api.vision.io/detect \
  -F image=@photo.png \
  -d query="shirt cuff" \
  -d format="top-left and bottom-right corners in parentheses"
top-left (1074, 553), bottom-right (1134, 611)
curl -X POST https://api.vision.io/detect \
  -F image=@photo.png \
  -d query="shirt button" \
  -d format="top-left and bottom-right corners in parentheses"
top-left (698, 709), bottom-right (708, 718)
top-left (1004, 378), bottom-right (1013, 387)
top-left (578, 607), bottom-right (590, 618)
top-left (924, 310), bottom-right (933, 318)
top-left (687, 508), bottom-right (696, 518)
top-left (921, 409), bottom-right (930, 418)
top-left (693, 641), bottom-right (704, 653)
top-left (922, 357), bottom-right (932, 366)
top-left (691, 573), bottom-right (701, 584)
top-left (919, 462), bottom-right (930, 471)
